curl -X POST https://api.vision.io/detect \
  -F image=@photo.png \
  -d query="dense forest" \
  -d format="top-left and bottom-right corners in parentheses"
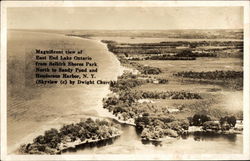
top-left (174, 70), bottom-right (243, 80)
top-left (19, 118), bottom-right (121, 154)
top-left (101, 40), bottom-right (243, 60)
top-left (174, 70), bottom-right (243, 90)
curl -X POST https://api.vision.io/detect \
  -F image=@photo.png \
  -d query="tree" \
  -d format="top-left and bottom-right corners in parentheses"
top-left (177, 49), bottom-right (194, 57)
top-left (142, 112), bottom-right (149, 117)
top-left (135, 116), bottom-right (150, 129)
top-left (220, 116), bottom-right (237, 127)
top-left (141, 128), bottom-right (152, 139)
top-left (192, 114), bottom-right (202, 126)
top-left (202, 121), bottom-right (220, 131)
top-left (219, 116), bottom-right (228, 126)
top-left (44, 128), bottom-right (60, 142)
top-left (192, 114), bottom-right (211, 126)
top-left (200, 115), bottom-right (211, 123)
top-left (227, 116), bottom-right (237, 127)
top-left (33, 135), bottom-right (46, 144)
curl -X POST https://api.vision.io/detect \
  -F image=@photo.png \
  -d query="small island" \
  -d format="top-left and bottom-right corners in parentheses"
top-left (19, 118), bottom-right (122, 154)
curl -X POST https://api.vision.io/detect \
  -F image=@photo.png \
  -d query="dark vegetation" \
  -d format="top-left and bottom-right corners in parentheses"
top-left (145, 56), bottom-right (196, 60)
top-left (103, 90), bottom-right (202, 121)
top-left (105, 71), bottom-right (202, 116)
top-left (139, 91), bottom-right (202, 100)
top-left (66, 34), bottom-right (92, 39)
top-left (109, 73), bottom-right (166, 93)
top-left (19, 118), bottom-right (121, 154)
top-left (103, 70), bottom-right (203, 140)
top-left (176, 50), bottom-right (217, 57)
top-left (220, 116), bottom-right (237, 127)
top-left (136, 113), bottom-right (240, 140)
top-left (174, 70), bottom-right (243, 80)
top-left (189, 114), bottom-right (239, 132)
top-left (174, 70), bottom-right (243, 90)
top-left (189, 114), bottom-right (211, 126)
top-left (101, 39), bottom-right (243, 61)
top-left (129, 62), bottom-right (162, 74)
top-left (110, 77), bottom-right (145, 92)
top-left (137, 116), bottom-right (189, 140)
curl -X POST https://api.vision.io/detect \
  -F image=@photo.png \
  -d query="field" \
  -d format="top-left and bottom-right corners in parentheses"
top-left (132, 58), bottom-right (243, 119)
top-left (101, 30), bottom-right (243, 141)
top-left (102, 37), bottom-right (243, 119)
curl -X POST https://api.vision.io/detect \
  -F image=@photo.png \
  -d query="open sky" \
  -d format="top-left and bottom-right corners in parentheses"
top-left (8, 7), bottom-right (243, 30)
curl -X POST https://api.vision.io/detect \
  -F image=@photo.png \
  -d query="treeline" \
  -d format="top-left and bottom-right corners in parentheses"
top-left (19, 118), bottom-right (121, 154)
top-left (140, 91), bottom-right (202, 100)
top-left (101, 40), bottom-right (242, 56)
top-left (101, 40), bottom-right (242, 60)
top-left (110, 77), bottom-right (146, 93)
top-left (140, 66), bottom-right (161, 74)
top-left (109, 74), bottom-right (201, 101)
top-left (174, 70), bottom-right (243, 89)
top-left (188, 114), bottom-right (240, 132)
top-left (136, 116), bottom-right (189, 140)
top-left (125, 62), bottom-right (162, 75)
top-left (103, 90), bottom-right (202, 121)
top-left (135, 113), bottom-right (241, 141)
top-left (143, 50), bottom-right (217, 60)
top-left (174, 70), bottom-right (243, 80)
top-left (67, 34), bottom-right (92, 38)
top-left (101, 40), bottom-right (170, 56)
top-left (109, 73), bottom-right (168, 93)
top-left (176, 50), bottom-right (217, 57)
top-left (120, 41), bottom-right (243, 48)
top-left (145, 56), bottom-right (196, 60)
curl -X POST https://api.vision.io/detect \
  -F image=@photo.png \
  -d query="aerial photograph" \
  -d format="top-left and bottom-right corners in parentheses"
top-left (6, 6), bottom-right (244, 156)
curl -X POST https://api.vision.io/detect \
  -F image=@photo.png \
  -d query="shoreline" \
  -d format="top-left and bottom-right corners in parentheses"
top-left (18, 117), bottom-right (122, 155)
top-left (19, 132), bottom-right (122, 155)
top-left (57, 132), bottom-right (122, 154)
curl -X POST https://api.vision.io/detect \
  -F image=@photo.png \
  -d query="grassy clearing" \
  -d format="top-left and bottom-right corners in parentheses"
top-left (132, 57), bottom-right (243, 120)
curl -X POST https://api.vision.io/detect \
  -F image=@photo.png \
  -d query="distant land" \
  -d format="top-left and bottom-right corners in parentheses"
top-left (9, 29), bottom-right (243, 40)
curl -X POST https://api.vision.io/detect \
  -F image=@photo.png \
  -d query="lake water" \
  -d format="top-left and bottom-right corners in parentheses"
top-left (7, 30), bottom-right (243, 154)
top-left (63, 124), bottom-right (243, 154)
top-left (7, 30), bottom-right (122, 153)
